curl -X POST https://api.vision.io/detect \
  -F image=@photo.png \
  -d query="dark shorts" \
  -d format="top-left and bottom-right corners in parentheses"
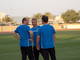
top-left (20, 46), bottom-right (34, 60)
top-left (33, 47), bottom-right (40, 60)
top-left (40, 48), bottom-right (56, 60)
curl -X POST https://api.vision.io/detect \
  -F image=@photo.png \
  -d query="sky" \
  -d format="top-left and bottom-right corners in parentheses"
top-left (0, 0), bottom-right (80, 17)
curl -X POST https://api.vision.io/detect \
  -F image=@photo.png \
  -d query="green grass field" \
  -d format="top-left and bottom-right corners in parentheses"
top-left (0, 30), bottom-right (80, 60)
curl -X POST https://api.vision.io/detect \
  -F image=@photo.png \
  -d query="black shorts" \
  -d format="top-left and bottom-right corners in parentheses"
top-left (20, 46), bottom-right (34, 60)
top-left (40, 48), bottom-right (56, 60)
top-left (33, 47), bottom-right (40, 60)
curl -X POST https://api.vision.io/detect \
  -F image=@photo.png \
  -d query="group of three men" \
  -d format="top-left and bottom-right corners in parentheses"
top-left (14, 15), bottom-right (56, 60)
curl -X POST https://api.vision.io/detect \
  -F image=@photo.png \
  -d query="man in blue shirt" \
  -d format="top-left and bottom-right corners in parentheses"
top-left (36, 15), bottom-right (56, 60)
top-left (31, 18), bottom-right (40, 60)
top-left (14, 17), bottom-right (34, 60)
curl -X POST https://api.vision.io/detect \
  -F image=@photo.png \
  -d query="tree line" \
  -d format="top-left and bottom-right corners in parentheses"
top-left (0, 9), bottom-right (80, 24)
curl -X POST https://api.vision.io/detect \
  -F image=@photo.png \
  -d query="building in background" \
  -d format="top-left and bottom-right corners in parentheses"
top-left (0, 12), bottom-right (6, 23)
top-left (54, 15), bottom-right (64, 24)
top-left (0, 12), bottom-right (17, 26)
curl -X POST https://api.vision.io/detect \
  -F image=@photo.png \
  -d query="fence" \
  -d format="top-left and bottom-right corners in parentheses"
top-left (0, 24), bottom-right (80, 32)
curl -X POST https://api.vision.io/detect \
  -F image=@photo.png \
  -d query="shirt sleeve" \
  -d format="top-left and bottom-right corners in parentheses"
top-left (14, 27), bottom-right (19, 33)
top-left (37, 27), bottom-right (41, 36)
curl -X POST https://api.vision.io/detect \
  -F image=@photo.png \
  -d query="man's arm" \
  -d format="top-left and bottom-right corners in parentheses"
top-left (29, 31), bottom-right (33, 42)
top-left (53, 34), bottom-right (56, 46)
top-left (36, 35), bottom-right (40, 50)
top-left (52, 26), bottom-right (56, 43)
top-left (13, 32), bottom-right (20, 40)
top-left (53, 34), bottom-right (56, 42)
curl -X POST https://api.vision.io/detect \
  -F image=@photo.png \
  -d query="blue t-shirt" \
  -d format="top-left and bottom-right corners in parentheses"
top-left (38, 24), bottom-right (56, 49)
top-left (15, 24), bottom-right (32, 47)
top-left (31, 26), bottom-right (40, 47)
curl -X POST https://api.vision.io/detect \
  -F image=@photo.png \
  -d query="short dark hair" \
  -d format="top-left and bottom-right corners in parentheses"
top-left (22, 17), bottom-right (29, 23)
top-left (22, 17), bottom-right (26, 23)
top-left (42, 15), bottom-right (48, 23)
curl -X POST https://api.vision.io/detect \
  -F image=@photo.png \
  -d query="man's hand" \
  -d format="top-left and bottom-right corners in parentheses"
top-left (13, 32), bottom-right (20, 40)
top-left (36, 45), bottom-right (40, 50)
top-left (29, 39), bottom-right (33, 42)
top-left (36, 35), bottom-right (40, 50)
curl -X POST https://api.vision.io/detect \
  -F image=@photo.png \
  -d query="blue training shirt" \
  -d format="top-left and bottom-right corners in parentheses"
top-left (15, 24), bottom-right (32, 47)
top-left (31, 26), bottom-right (40, 47)
top-left (38, 24), bottom-right (56, 49)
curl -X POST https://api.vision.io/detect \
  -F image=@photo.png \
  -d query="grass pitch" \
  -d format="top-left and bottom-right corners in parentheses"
top-left (0, 30), bottom-right (80, 60)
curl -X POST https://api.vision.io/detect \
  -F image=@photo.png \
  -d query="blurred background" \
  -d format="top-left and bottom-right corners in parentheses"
top-left (0, 0), bottom-right (80, 60)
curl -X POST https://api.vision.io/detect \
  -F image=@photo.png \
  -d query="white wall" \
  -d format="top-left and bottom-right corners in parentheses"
top-left (65, 24), bottom-right (80, 29)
